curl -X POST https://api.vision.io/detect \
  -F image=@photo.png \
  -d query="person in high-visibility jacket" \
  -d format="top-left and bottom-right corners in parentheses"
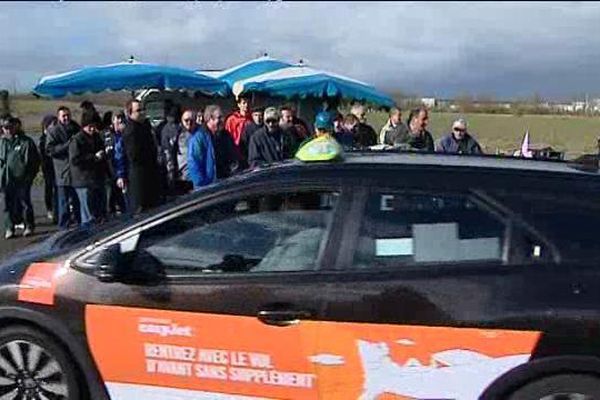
top-left (295, 112), bottom-right (343, 163)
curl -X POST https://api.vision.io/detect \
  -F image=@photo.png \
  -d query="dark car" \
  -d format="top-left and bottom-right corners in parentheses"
top-left (2, 151), bottom-right (600, 400)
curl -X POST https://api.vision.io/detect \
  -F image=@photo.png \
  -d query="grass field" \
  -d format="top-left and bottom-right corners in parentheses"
top-left (367, 112), bottom-right (600, 159)
top-left (7, 95), bottom-right (600, 159)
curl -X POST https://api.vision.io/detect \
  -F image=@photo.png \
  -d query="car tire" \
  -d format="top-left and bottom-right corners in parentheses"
top-left (0, 325), bottom-right (81, 400)
top-left (508, 374), bottom-right (600, 400)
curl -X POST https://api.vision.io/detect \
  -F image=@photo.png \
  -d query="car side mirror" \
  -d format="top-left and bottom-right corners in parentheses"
top-left (94, 243), bottom-right (125, 283)
top-left (93, 243), bottom-right (165, 285)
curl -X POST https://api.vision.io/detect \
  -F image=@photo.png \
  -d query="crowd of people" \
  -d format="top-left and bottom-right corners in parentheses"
top-left (0, 95), bottom-right (484, 239)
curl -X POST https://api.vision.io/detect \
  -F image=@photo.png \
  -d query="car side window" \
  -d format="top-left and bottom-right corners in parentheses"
top-left (493, 189), bottom-right (600, 262)
top-left (352, 191), bottom-right (506, 268)
top-left (134, 191), bottom-right (339, 274)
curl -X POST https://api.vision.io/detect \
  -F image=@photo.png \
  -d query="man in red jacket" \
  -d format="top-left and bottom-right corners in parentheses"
top-left (224, 94), bottom-right (252, 166)
top-left (224, 94), bottom-right (252, 152)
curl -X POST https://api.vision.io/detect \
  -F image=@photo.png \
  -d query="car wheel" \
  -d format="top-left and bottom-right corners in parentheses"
top-left (0, 325), bottom-right (81, 400)
top-left (508, 374), bottom-right (600, 400)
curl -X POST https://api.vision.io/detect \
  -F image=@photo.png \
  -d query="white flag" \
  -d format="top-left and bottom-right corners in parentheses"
top-left (520, 130), bottom-right (533, 158)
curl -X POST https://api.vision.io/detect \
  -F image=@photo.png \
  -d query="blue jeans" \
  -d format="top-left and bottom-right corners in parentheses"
top-left (57, 186), bottom-right (80, 229)
top-left (75, 186), bottom-right (106, 227)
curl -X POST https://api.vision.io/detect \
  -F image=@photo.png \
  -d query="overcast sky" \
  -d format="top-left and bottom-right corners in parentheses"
top-left (2, 1), bottom-right (600, 101)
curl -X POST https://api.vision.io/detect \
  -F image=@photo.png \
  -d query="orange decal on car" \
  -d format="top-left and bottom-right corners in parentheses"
top-left (85, 305), bottom-right (541, 400)
top-left (18, 262), bottom-right (65, 305)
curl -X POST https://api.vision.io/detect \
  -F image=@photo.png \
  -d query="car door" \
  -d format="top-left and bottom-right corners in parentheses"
top-left (309, 168), bottom-right (552, 400)
top-left (71, 179), bottom-right (349, 400)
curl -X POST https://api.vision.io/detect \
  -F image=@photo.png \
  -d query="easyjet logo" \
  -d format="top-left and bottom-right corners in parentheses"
top-left (138, 321), bottom-right (193, 337)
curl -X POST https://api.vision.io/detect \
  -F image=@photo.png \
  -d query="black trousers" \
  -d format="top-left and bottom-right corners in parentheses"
top-left (4, 183), bottom-right (34, 230)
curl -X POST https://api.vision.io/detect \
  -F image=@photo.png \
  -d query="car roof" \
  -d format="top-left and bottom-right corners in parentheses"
top-left (279, 151), bottom-right (599, 176)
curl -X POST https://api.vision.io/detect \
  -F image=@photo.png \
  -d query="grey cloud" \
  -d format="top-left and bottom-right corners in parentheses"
top-left (1, 1), bottom-right (600, 100)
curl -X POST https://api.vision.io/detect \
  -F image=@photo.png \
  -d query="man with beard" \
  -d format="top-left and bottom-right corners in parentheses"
top-left (123, 99), bottom-right (162, 214)
top-left (46, 106), bottom-right (81, 229)
top-left (248, 107), bottom-right (298, 168)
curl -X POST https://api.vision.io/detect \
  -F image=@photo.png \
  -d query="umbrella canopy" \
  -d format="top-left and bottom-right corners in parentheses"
top-left (231, 65), bottom-right (395, 108)
top-left (205, 56), bottom-right (293, 87)
top-left (32, 61), bottom-right (230, 98)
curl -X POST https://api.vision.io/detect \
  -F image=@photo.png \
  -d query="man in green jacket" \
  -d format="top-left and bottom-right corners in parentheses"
top-left (0, 117), bottom-right (41, 238)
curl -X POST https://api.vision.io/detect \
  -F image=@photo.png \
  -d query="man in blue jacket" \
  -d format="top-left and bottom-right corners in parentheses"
top-left (436, 118), bottom-right (483, 155)
top-left (183, 109), bottom-right (216, 189)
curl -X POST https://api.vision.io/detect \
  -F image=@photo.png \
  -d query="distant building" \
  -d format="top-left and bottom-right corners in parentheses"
top-left (573, 101), bottom-right (586, 112)
top-left (553, 103), bottom-right (574, 113)
top-left (421, 97), bottom-right (436, 108)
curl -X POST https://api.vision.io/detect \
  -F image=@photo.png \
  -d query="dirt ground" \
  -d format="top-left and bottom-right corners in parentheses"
top-left (0, 185), bottom-right (58, 262)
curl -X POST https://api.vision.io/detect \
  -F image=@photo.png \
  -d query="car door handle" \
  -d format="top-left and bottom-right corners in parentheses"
top-left (257, 310), bottom-right (312, 327)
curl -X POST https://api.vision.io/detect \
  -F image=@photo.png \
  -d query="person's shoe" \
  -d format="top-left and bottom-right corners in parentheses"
top-left (14, 223), bottom-right (25, 230)
top-left (4, 229), bottom-right (14, 240)
top-left (23, 227), bottom-right (34, 237)
top-left (47, 211), bottom-right (55, 221)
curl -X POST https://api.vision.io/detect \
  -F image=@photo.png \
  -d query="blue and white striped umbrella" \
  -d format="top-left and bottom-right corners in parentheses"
top-left (32, 61), bottom-right (230, 98)
top-left (231, 64), bottom-right (395, 108)
top-left (202, 56), bottom-right (292, 88)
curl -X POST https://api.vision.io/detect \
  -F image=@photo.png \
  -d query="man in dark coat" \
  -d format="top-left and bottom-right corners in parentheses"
top-left (46, 106), bottom-right (81, 229)
top-left (248, 107), bottom-right (298, 168)
top-left (239, 107), bottom-right (264, 165)
top-left (123, 99), bottom-right (162, 214)
top-left (39, 115), bottom-right (57, 222)
top-left (203, 105), bottom-right (239, 180)
top-left (160, 107), bottom-right (186, 194)
top-left (69, 112), bottom-right (108, 227)
top-left (390, 107), bottom-right (435, 152)
top-left (350, 104), bottom-right (377, 148)
top-left (436, 118), bottom-right (483, 155)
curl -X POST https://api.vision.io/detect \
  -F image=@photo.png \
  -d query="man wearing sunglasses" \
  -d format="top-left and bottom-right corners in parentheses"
top-left (436, 118), bottom-right (483, 155)
top-left (248, 107), bottom-right (298, 169)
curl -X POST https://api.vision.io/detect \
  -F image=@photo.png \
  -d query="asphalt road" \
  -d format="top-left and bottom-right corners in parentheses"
top-left (0, 185), bottom-right (59, 262)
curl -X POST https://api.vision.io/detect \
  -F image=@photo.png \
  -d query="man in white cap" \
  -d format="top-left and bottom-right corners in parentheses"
top-left (436, 118), bottom-right (482, 155)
